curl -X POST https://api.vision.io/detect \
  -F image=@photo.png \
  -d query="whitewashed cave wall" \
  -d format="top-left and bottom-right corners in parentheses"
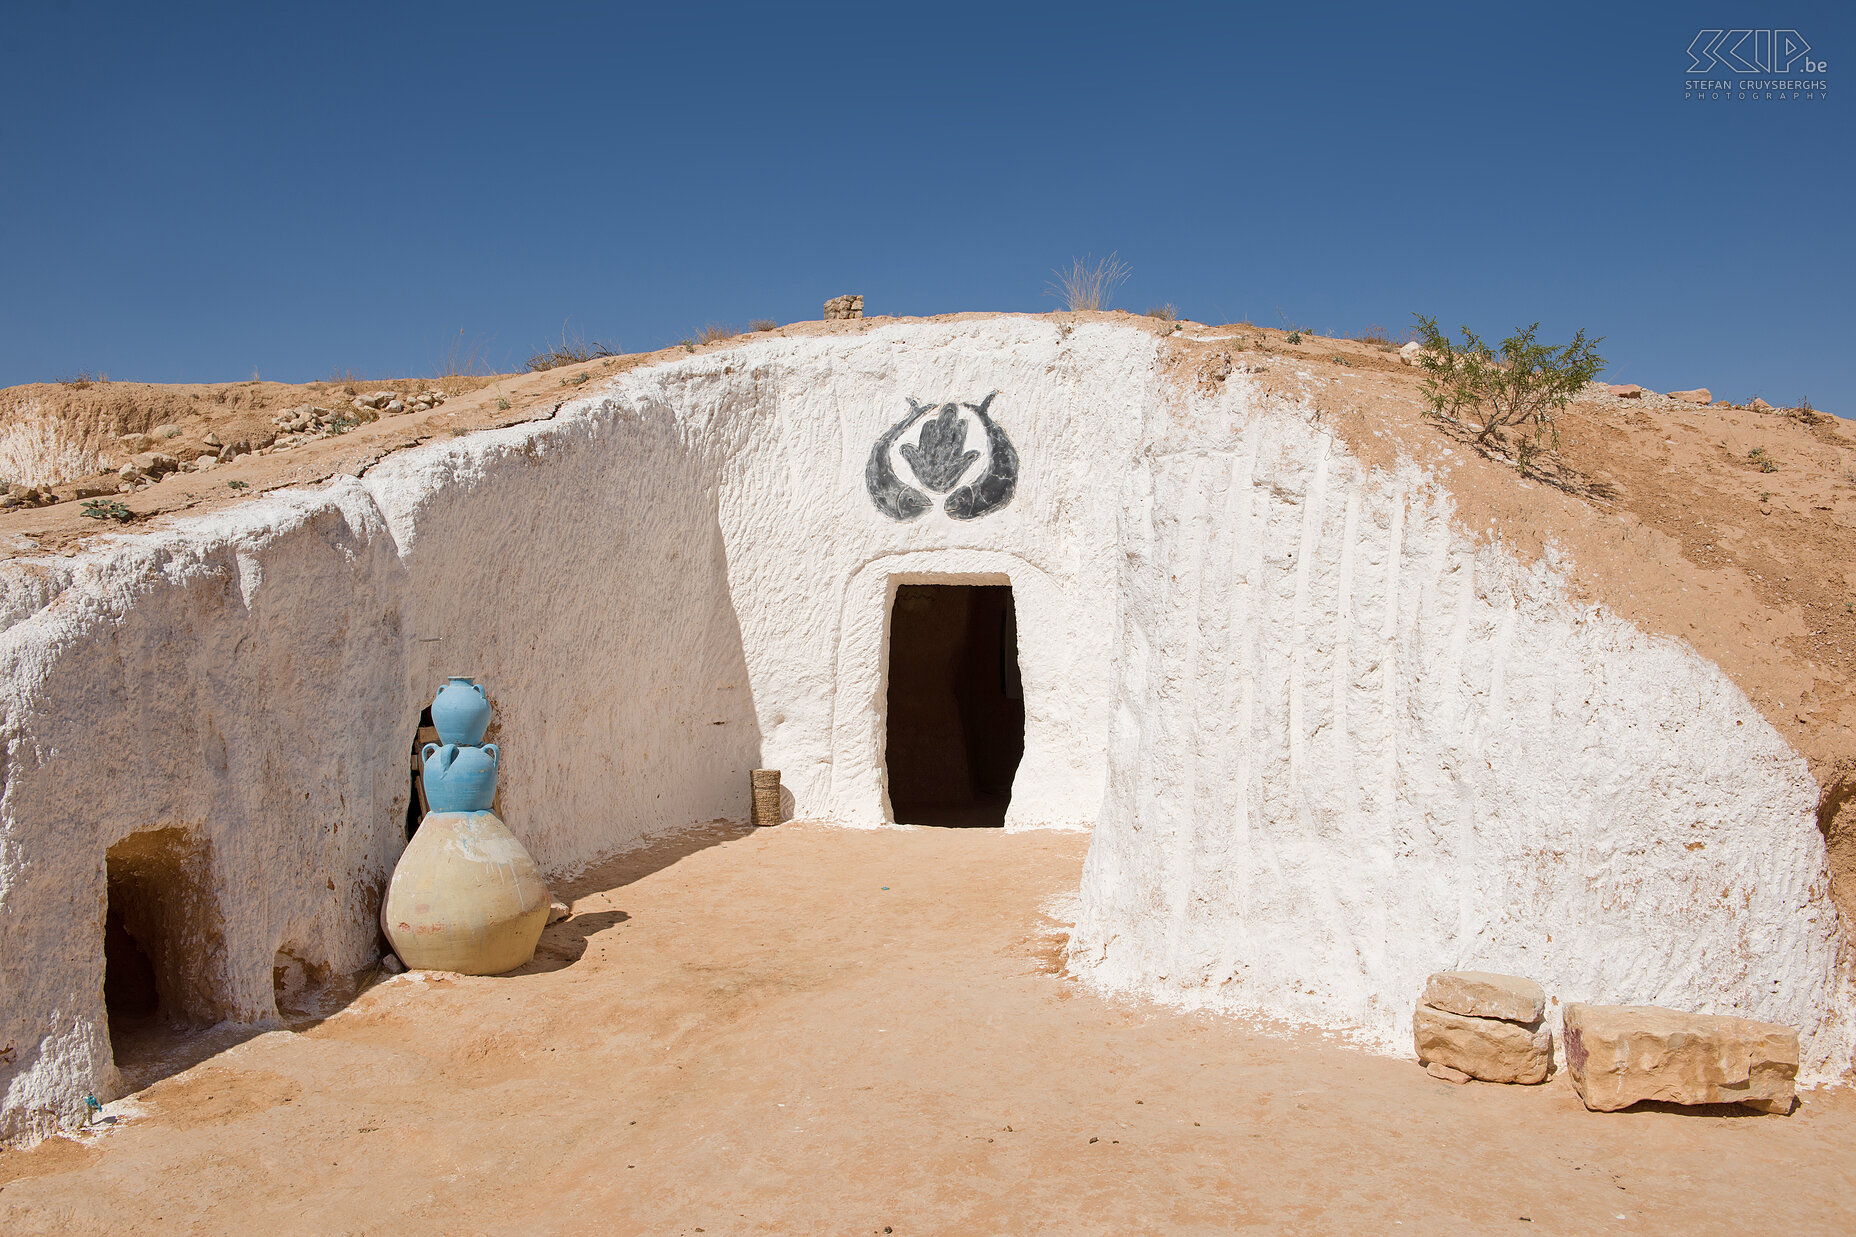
top-left (0, 406), bottom-right (756, 1145)
top-left (648, 318), bottom-right (1147, 828)
top-left (4, 312), bottom-right (1850, 1147)
top-left (1068, 378), bottom-right (1854, 1080)
top-left (0, 317), bottom-right (1147, 1143)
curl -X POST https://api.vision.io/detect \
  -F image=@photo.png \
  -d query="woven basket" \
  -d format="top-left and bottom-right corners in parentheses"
top-left (750, 769), bottom-right (782, 828)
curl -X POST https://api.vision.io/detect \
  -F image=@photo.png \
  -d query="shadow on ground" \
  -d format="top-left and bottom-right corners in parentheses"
top-left (519, 910), bottom-right (631, 973)
top-left (1621, 1098), bottom-right (1795, 1118)
top-left (111, 818), bottom-right (759, 1094)
top-left (110, 1020), bottom-right (272, 1096)
top-left (552, 817), bottom-right (760, 901)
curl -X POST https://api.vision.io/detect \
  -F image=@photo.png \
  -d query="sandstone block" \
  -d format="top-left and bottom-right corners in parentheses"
top-left (1669, 388), bottom-right (1711, 404)
top-left (1608, 384), bottom-right (1643, 398)
top-left (128, 451), bottom-right (179, 477)
top-left (1426, 1061), bottom-right (1470, 1084)
top-left (1413, 1005), bottom-right (1552, 1084)
top-left (1420, 970), bottom-right (1544, 1024)
top-left (1562, 1003), bottom-right (1797, 1113)
top-left (1749, 397), bottom-right (1773, 410)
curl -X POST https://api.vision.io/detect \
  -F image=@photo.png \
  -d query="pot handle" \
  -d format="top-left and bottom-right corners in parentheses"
top-left (483, 743), bottom-right (499, 768)
top-left (473, 683), bottom-right (487, 699)
top-left (422, 742), bottom-right (439, 766)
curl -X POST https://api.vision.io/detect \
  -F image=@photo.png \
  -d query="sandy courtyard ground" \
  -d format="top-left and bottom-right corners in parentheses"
top-left (2, 823), bottom-right (1853, 1235)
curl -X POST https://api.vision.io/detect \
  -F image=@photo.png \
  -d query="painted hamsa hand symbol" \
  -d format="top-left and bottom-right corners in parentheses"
top-left (865, 392), bottom-right (1019, 521)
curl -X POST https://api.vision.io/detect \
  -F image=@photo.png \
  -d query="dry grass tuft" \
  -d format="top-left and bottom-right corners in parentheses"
top-left (326, 368), bottom-right (400, 390)
top-left (694, 322), bottom-right (738, 345)
top-left (434, 329), bottom-right (495, 380)
top-left (749, 319), bottom-right (779, 333)
top-left (1353, 323), bottom-right (1416, 346)
top-left (1046, 253), bottom-right (1131, 312)
top-left (527, 322), bottom-right (619, 372)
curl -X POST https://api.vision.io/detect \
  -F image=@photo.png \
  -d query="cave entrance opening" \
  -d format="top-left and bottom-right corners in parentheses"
top-left (103, 828), bottom-right (226, 1057)
top-left (884, 583), bottom-right (1025, 828)
top-left (407, 703), bottom-right (436, 839)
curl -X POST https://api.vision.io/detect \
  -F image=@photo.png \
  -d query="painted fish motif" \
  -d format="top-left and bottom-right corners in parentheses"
top-left (943, 392), bottom-right (1017, 521)
top-left (865, 398), bottom-right (935, 521)
top-left (865, 392), bottom-right (1018, 522)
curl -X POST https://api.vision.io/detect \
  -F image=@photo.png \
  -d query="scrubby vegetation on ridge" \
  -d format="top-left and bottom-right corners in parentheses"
top-left (1412, 315), bottom-right (1605, 472)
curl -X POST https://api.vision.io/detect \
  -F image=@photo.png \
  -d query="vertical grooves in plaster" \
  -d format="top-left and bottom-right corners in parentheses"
top-left (1076, 363), bottom-right (1849, 1078)
top-left (1163, 456), bottom-right (1214, 965)
top-left (1241, 431), bottom-right (1277, 908)
top-left (1488, 592), bottom-right (1517, 737)
top-left (1334, 487), bottom-right (1360, 792)
top-left (1447, 558), bottom-right (1479, 946)
top-left (1378, 493), bottom-right (1406, 864)
top-left (1220, 429), bottom-right (1263, 969)
top-left (1287, 440), bottom-right (1329, 800)
top-left (1444, 554), bottom-right (1476, 736)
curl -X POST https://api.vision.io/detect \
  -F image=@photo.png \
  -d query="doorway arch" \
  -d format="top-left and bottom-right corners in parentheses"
top-left (827, 549), bottom-right (1108, 830)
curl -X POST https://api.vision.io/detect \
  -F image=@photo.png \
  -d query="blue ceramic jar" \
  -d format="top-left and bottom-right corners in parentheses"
top-left (421, 742), bottom-right (500, 812)
top-left (432, 677), bottom-right (492, 745)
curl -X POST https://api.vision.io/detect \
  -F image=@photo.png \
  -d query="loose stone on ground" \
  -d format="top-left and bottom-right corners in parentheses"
top-left (1563, 1003), bottom-right (1799, 1114)
top-left (1413, 970), bottom-right (1552, 1085)
top-left (1420, 971), bottom-right (1546, 1024)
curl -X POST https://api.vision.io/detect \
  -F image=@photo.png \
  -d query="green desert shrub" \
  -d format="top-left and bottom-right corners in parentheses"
top-left (1413, 315), bottom-right (1603, 462)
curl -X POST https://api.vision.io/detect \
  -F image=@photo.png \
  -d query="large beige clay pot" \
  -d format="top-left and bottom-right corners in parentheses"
top-left (382, 810), bottom-right (549, 975)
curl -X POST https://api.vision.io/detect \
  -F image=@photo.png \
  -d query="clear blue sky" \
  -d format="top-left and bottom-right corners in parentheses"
top-left (2, 2), bottom-right (1849, 411)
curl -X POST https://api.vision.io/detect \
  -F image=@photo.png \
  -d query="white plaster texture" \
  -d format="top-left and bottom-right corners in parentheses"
top-left (0, 316), bottom-right (1849, 1143)
top-left (0, 318), bottom-right (1138, 1143)
top-left (1067, 373), bottom-right (1853, 1082)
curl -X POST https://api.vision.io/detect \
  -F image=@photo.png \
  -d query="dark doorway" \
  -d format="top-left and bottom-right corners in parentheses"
top-left (104, 905), bottom-right (161, 1023)
top-left (102, 828), bottom-right (231, 1050)
top-left (885, 583), bottom-right (1025, 827)
top-left (407, 704), bottom-right (436, 839)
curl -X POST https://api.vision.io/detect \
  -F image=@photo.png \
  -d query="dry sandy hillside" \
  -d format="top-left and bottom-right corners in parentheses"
top-left (3, 311), bottom-right (1854, 918)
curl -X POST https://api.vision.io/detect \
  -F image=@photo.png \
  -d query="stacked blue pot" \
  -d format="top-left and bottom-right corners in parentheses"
top-left (387, 675), bottom-right (550, 976)
top-left (423, 676), bottom-right (500, 812)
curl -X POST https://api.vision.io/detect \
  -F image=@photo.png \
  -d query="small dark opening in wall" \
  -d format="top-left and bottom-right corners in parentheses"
top-left (885, 583), bottom-right (1025, 827)
top-left (407, 705), bottom-right (435, 839)
top-left (103, 828), bottom-right (227, 1052)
